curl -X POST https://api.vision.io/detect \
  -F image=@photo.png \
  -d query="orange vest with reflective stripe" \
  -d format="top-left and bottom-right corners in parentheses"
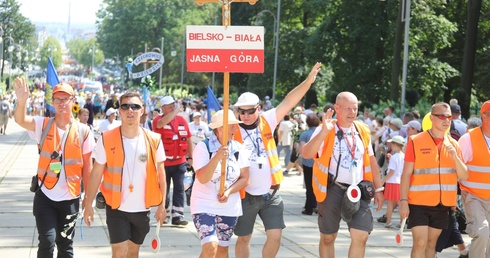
top-left (100, 127), bottom-right (163, 209)
top-left (312, 121), bottom-right (373, 202)
top-left (37, 118), bottom-right (89, 197)
top-left (234, 115), bottom-right (283, 198)
top-left (459, 127), bottom-right (490, 199)
top-left (409, 131), bottom-right (458, 206)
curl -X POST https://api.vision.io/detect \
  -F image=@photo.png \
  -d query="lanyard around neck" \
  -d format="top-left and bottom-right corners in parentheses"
top-left (53, 121), bottom-right (73, 153)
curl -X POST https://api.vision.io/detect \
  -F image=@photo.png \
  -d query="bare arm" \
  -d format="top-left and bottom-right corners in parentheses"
top-left (83, 161), bottom-right (105, 226)
top-left (399, 161), bottom-right (414, 219)
top-left (275, 62), bottom-right (322, 122)
top-left (13, 77), bottom-right (36, 131)
top-left (81, 152), bottom-right (93, 209)
top-left (302, 110), bottom-right (336, 159)
top-left (155, 107), bottom-right (179, 129)
top-left (196, 146), bottom-right (228, 184)
top-left (155, 161), bottom-right (167, 224)
top-left (219, 166), bottom-right (250, 203)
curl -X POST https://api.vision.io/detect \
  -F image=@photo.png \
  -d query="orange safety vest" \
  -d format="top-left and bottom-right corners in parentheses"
top-left (37, 118), bottom-right (89, 197)
top-left (408, 131), bottom-right (458, 206)
top-left (234, 115), bottom-right (283, 198)
top-left (100, 127), bottom-right (163, 209)
top-left (459, 127), bottom-right (490, 199)
top-left (153, 115), bottom-right (189, 165)
top-left (312, 121), bottom-right (373, 202)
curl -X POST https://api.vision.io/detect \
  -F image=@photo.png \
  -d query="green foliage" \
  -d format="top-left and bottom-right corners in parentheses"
top-left (39, 37), bottom-right (62, 69)
top-left (66, 39), bottom-right (105, 69)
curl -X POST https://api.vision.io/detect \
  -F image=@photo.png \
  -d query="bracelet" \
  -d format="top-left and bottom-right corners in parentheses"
top-left (400, 198), bottom-right (408, 202)
top-left (375, 187), bottom-right (384, 193)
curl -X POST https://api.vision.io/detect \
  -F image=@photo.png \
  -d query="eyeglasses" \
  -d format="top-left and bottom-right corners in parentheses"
top-left (432, 114), bottom-right (452, 120)
top-left (238, 107), bottom-right (258, 115)
top-left (120, 103), bottom-right (142, 110)
top-left (52, 98), bottom-right (74, 104)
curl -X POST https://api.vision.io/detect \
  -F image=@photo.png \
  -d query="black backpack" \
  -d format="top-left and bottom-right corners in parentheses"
top-left (450, 120), bottom-right (461, 140)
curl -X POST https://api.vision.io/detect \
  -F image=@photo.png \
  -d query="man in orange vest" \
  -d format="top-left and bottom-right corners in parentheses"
top-left (13, 77), bottom-right (95, 258)
top-left (458, 100), bottom-right (490, 258)
top-left (399, 102), bottom-right (468, 258)
top-left (84, 91), bottom-right (167, 257)
top-left (302, 91), bottom-right (384, 258)
top-left (233, 62), bottom-right (322, 258)
top-left (153, 96), bottom-right (193, 226)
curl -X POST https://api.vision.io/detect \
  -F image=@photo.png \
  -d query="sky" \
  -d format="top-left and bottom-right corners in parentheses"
top-left (18, 0), bottom-right (103, 24)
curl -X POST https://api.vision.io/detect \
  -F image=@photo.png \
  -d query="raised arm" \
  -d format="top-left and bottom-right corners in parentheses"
top-left (13, 77), bottom-right (36, 131)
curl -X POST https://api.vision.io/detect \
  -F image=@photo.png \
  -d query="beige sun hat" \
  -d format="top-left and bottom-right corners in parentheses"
top-left (208, 110), bottom-right (242, 129)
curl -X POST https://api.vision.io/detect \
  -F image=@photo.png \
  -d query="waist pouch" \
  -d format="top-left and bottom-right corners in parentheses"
top-left (358, 180), bottom-right (374, 201)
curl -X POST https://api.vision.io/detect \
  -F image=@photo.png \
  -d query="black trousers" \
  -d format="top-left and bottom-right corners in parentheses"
top-left (33, 190), bottom-right (80, 258)
top-left (302, 165), bottom-right (317, 212)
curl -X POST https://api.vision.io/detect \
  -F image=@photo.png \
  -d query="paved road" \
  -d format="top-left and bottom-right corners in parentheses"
top-left (0, 119), bottom-right (469, 257)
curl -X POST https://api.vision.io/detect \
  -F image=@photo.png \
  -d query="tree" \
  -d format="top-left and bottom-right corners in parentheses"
top-left (66, 38), bottom-right (104, 70)
top-left (0, 0), bottom-right (35, 79)
top-left (39, 37), bottom-right (62, 69)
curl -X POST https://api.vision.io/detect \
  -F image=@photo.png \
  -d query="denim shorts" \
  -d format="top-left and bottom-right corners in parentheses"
top-left (234, 191), bottom-right (285, 236)
top-left (192, 213), bottom-right (238, 246)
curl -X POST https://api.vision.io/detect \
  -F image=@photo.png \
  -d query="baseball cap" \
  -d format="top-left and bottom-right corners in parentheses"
top-left (208, 110), bottom-right (242, 129)
top-left (235, 92), bottom-right (260, 107)
top-left (403, 120), bottom-right (422, 132)
top-left (480, 100), bottom-right (490, 114)
top-left (106, 108), bottom-right (117, 116)
top-left (52, 83), bottom-right (74, 96)
top-left (387, 135), bottom-right (406, 145)
top-left (192, 112), bottom-right (201, 118)
top-left (294, 107), bottom-right (303, 114)
top-left (389, 118), bottom-right (403, 130)
top-left (159, 96), bottom-right (175, 106)
top-left (450, 104), bottom-right (461, 114)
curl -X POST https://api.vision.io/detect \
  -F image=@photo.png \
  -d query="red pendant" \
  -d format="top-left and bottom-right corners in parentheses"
top-left (129, 184), bottom-right (134, 192)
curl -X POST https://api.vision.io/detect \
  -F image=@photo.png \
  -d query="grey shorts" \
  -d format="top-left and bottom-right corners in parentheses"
top-left (318, 183), bottom-right (373, 234)
top-left (234, 191), bottom-right (286, 236)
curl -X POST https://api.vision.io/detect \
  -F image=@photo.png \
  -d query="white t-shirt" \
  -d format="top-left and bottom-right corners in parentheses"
top-left (453, 119), bottom-right (467, 136)
top-left (312, 125), bottom-right (374, 184)
top-left (191, 134), bottom-right (250, 216)
top-left (386, 152), bottom-right (404, 184)
top-left (237, 108), bottom-right (278, 195)
top-left (189, 120), bottom-right (209, 145)
top-left (98, 119), bottom-right (121, 133)
top-left (278, 120), bottom-right (295, 146)
top-left (28, 117), bottom-right (96, 201)
top-left (92, 130), bottom-right (166, 212)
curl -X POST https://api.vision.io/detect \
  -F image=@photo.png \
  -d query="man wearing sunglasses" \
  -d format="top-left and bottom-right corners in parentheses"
top-left (233, 62), bottom-right (322, 258)
top-left (399, 102), bottom-right (468, 258)
top-left (153, 96), bottom-right (193, 226)
top-left (13, 78), bottom-right (95, 258)
top-left (457, 100), bottom-right (490, 258)
top-left (84, 91), bottom-right (167, 257)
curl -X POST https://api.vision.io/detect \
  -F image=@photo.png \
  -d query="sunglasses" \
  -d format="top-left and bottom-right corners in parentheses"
top-left (431, 114), bottom-right (452, 120)
top-left (238, 107), bottom-right (258, 115)
top-left (120, 103), bottom-right (142, 110)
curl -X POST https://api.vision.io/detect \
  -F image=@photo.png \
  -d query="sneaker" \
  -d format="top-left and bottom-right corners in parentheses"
top-left (301, 210), bottom-right (313, 215)
top-left (377, 214), bottom-right (387, 223)
top-left (172, 219), bottom-right (189, 226)
top-left (384, 223), bottom-right (393, 228)
top-left (283, 170), bottom-right (289, 176)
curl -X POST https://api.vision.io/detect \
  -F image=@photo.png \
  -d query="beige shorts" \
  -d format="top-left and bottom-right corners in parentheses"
top-left (0, 114), bottom-right (8, 126)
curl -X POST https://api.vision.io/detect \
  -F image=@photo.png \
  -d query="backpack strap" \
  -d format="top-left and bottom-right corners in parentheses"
top-left (39, 118), bottom-right (55, 154)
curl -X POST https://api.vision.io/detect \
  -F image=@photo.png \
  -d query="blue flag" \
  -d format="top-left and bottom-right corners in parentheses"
top-left (207, 86), bottom-right (221, 123)
top-left (45, 57), bottom-right (59, 116)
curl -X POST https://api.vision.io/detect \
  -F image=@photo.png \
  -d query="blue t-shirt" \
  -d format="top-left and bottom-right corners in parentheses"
top-left (299, 126), bottom-right (318, 167)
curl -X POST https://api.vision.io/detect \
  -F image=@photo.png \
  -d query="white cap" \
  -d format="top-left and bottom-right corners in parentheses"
top-left (159, 96), bottom-right (175, 106)
top-left (106, 108), bottom-right (117, 116)
top-left (387, 135), bottom-right (406, 145)
top-left (192, 112), bottom-right (201, 118)
top-left (235, 92), bottom-right (260, 107)
top-left (208, 110), bottom-right (242, 129)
